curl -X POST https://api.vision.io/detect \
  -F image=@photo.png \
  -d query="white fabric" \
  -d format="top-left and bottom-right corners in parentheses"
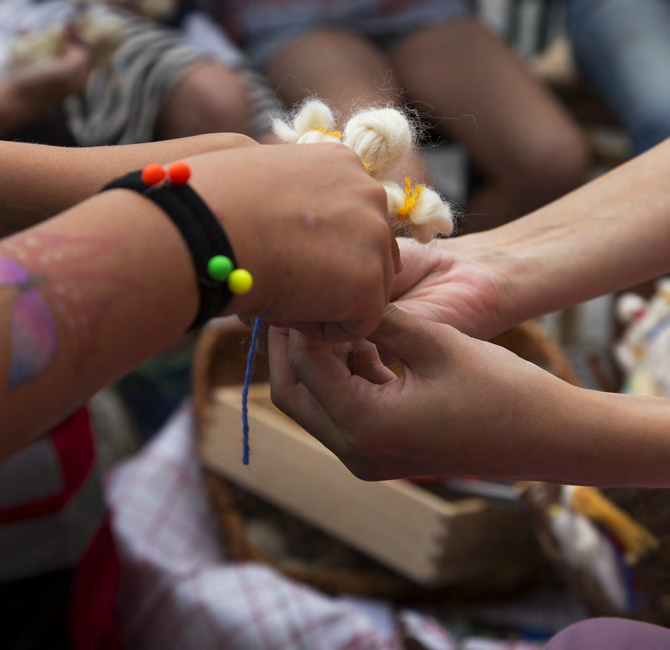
top-left (0, 0), bottom-right (72, 77)
top-left (107, 404), bottom-right (458, 650)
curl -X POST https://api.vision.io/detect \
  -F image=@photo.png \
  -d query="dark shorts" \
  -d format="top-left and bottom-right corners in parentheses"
top-left (224, 0), bottom-right (476, 69)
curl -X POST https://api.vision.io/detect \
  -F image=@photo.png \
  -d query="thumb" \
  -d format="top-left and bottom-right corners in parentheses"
top-left (368, 304), bottom-right (448, 371)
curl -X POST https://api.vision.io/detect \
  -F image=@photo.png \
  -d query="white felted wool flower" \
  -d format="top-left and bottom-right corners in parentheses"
top-left (7, 27), bottom-right (67, 70)
top-left (381, 181), bottom-right (405, 226)
top-left (343, 107), bottom-right (412, 179)
top-left (273, 100), bottom-right (341, 144)
top-left (407, 187), bottom-right (454, 243)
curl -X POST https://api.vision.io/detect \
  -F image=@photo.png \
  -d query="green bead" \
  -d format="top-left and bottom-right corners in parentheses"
top-left (208, 255), bottom-right (234, 282)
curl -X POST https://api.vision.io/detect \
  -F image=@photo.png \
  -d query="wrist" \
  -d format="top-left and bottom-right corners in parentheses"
top-left (445, 231), bottom-right (541, 331)
top-left (184, 153), bottom-right (273, 320)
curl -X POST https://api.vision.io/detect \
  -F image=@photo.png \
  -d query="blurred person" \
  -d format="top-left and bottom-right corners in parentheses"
top-left (0, 0), bottom-right (281, 147)
top-left (215, 0), bottom-right (589, 232)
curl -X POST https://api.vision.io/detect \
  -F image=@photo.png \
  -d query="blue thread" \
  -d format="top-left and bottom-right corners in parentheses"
top-left (242, 318), bottom-right (262, 465)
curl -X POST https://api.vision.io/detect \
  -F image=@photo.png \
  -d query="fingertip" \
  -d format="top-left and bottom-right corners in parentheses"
top-left (392, 235), bottom-right (403, 275)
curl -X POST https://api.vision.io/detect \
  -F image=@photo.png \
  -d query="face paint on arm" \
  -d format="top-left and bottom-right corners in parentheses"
top-left (0, 232), bottom-right (140, 391)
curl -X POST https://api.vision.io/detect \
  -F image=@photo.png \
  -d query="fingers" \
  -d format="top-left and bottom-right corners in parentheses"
top-left (285, 328), bottom-right (381, 424)
top-left (392, 235), bottom-right (403, 275)
top-left (368, 304), bottom-right (447, 371)
top-left (268, 326), bottom-right (349, 457)
top-left (345, 339), bottom-right (397, 384)
top-left (390, 238), bottom-right (438, 301)
top-left (249, 319), bottom-right (269, 358)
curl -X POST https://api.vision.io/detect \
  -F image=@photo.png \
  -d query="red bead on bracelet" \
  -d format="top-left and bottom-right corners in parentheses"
top-left (141, 163), bottom-right (167, 186)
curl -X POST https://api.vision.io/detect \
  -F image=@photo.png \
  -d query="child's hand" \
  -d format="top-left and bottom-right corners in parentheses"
top-left (186, 143), bottom-right (399, 342)
top-left (8, 41), bottom-right (93, 113)
top-left (269, 305), bottom-right (576, 481)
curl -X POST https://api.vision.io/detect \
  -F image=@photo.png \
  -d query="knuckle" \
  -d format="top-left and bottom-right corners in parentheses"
top-left (345, 459), bottom-right (377, 482)
top-left (269, 385), bottom-right (287, 413)
top-left (342, 455), bottom-right (386, 482)
top-left (333, 142), bottom-right (362, 163)
top-left (224, 133), bottom-right (257, 149)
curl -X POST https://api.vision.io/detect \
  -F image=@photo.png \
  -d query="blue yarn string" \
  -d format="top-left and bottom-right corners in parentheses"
top-left (242, 317), bottom-right (262, 465)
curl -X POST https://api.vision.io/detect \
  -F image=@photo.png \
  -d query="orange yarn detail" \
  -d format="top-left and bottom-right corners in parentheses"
top-left (397, 177), bottom-right (424, 220)
top-left (571, 486), bottom-right (660, 563)
top-left (311, 126), bottom-right (342, 139)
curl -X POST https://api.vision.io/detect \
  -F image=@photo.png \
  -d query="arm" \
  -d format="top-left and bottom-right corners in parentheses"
top-left (0, 142), bottom-right (395, 458)
top-left (269, 306), bottom-right (670, 487)
top-left (485, 138), bottom-right (670, 318)
top-left (0, 42), bottom-right (92, 136)
top-left (0, 133), bottom-right (258, 237)
top-left (393, 139), bottom-right (670, 338)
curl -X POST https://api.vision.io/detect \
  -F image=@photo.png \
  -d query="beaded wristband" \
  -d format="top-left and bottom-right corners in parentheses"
top-left (101, 162), bottom-right (252, 330)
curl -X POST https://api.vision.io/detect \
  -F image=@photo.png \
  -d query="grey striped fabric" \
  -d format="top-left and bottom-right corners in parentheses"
top-left (65, 13), bottom-right (205, 145)
top-left (66, 12), bottom-right (282, 145)
top-left (0, 2), bottom-right (282, 145)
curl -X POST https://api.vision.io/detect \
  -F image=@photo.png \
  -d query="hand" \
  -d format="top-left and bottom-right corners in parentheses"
top-left (269, 305), bottom-right (575, 481)
top-left (187, 143), bottom-right (399, 342)
top-left (391, 236), bottom-right (516, 340)
top-left (8, 41), bottom-right (93, 113)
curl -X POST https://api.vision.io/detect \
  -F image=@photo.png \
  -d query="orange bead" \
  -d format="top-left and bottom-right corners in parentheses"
top-left (141, 163), bottom-right (166, 186)
top-left (168, 161), bottom-right (191, 185)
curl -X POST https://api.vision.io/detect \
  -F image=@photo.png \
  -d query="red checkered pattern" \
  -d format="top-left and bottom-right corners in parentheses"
top-left (107, 406), bottom-right (458, 650)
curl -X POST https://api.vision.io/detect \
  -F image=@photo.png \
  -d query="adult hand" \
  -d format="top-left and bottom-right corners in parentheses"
top-left (391, 236), bottom-right (516, 340)
top-left (187, 143), bottom-right (399, 342)
top-left (269, 305), bottom-right (574, 481)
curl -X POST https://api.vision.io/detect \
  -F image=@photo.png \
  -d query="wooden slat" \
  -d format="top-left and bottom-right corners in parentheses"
top-left (201, 385), bottom-right (535, 585)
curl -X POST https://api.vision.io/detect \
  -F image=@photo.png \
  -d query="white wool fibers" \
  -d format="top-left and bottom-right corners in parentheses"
top-left (342, 108), bottom-right (412, 179)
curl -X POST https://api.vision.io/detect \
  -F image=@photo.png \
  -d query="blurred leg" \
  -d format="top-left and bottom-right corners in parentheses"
top-left (265, 29), bottom-right (432, 185)
top-left (391, 17), bottom-right (589, 232)
top-left (567, 0), bottom-right (670, 157)
top-left (155, 60), bottom-right (250, 140)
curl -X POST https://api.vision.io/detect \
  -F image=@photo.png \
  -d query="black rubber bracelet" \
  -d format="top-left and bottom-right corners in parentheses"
top-left (100, 171), bottom-right (236, 330)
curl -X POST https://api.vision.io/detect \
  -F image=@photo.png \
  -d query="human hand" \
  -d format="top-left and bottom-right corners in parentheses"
top-left (186, 143), bottom-right (399, 342)
top-left (269, 305), bottom-right (575, 481)
top-left (8, 41), bottom-right (93, 113)
top-left (391, 236), bottom-right (517, 340)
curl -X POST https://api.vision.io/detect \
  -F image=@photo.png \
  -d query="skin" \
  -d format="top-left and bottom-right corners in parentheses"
top-left (265, 17), bottom-right (588, 230)
top-left (269, 306), bottom-right (670, 487)
top-left (0, 42), bottom-right (93, 135)
top-left (0, 134), bottom-right (259, 237)
top-left (0, 139), bottom-right (397, 458)
top-left (269, 138), bottom-right (670, 488)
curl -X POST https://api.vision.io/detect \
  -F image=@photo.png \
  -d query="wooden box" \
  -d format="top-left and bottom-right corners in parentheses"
top-left (200, 382), bottom-right (539, 587)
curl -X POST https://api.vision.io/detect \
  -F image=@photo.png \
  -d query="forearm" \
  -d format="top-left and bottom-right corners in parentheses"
top-left (517, 385), bottom-right (670, 487)
top-left (457, 139), bottom-right (670, 321)
top-left (0, 189), bottom-right (198, 458)
top-left (0, 134), bottom-right (251, 236)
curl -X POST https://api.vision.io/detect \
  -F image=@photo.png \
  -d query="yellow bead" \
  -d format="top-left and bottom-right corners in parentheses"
top-left (227, 269), bottom-right (253, 295)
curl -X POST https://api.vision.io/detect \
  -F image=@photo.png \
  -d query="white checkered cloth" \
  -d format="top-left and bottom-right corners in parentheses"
top-left (107, 404), bottom-right (459, 650)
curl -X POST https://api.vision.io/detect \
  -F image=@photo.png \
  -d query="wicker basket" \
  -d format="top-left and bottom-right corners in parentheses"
top-left (193, 318), bottom-right (581, 600)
